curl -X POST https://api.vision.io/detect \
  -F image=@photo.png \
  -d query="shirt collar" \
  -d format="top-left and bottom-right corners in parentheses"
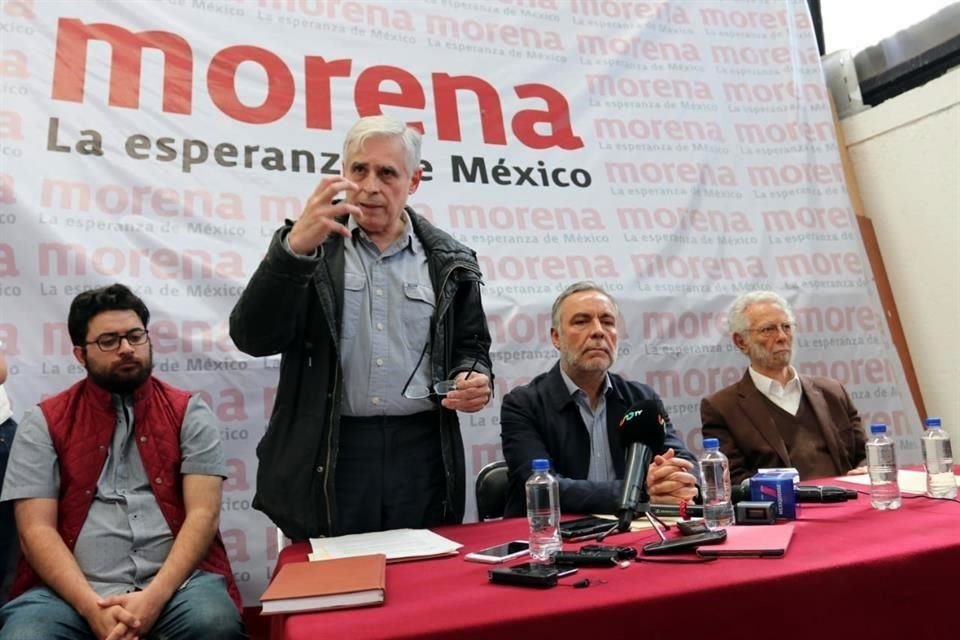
top-left (559, 366), bottom-right (612, 403)
top-left (347, 211), bottom-right (416, 256)
top-left (748, 365), bottom-right (801, 397)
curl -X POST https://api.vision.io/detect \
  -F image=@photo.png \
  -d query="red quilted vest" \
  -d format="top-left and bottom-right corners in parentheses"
top-left (10, 377), bottom-right (242, 611)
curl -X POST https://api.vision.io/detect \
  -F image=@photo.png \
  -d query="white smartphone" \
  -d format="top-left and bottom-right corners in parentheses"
top-left (464, 540), bottom-right (530, 563)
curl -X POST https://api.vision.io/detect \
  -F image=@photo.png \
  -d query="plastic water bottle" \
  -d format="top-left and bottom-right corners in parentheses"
top-left (698, 438), bottom-right (734, 529)
top-left (525, 458), bottom-right (561, 562)
top-left (921, 417), bottom-right (957, 499)
top-left (866, 423), bottom-right (901, 510)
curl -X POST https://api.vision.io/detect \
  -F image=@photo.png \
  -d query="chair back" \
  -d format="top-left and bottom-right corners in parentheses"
top-left (475, 460), bottom-right (509, 521)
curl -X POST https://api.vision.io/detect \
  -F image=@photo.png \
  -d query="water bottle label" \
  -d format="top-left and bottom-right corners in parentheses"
top-left (867, 445), bottom-right (896, 466)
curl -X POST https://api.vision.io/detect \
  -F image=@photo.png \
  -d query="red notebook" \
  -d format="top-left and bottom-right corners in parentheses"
top-left (260, 554), bottom-right (386, 615)
top-left (696, 523), bottom-right (795, 558)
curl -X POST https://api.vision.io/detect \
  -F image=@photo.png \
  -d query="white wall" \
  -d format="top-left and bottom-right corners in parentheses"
top-left (841, 67), bottom-right (960, 444)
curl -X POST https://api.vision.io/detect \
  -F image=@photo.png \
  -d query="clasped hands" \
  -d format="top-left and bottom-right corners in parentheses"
top-left (86, 588), bottom-right (166, 640)
top-left (645, 448), bottom-right (699, 504)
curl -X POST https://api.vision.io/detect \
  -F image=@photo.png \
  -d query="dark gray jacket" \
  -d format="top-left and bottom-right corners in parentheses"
top-left (230, 209), bottom-right (492, 539)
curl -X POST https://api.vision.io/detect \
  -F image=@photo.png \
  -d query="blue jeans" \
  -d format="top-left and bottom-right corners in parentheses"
top-left (0, 417), bottom-right (17, 604)
top-left (0, 571), bottom-right (246, 640)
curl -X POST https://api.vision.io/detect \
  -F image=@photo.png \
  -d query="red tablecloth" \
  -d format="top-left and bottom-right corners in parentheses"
top-left (269, 491), bottom-right (959, 640)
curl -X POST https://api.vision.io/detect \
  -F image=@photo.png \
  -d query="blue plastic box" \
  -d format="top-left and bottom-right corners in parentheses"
top-left (750, 471), bottom-right (799, 519)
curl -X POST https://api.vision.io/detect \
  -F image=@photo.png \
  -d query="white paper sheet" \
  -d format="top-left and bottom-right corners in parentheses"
top-left (836, 469), bottom-right (960, 494)
top-left (308, 528), bottom-right (462, 563)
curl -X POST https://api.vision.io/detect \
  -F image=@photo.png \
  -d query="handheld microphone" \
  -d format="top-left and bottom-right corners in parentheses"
top-left (616, 401), bottom-right (666, 532)
top-left (731, 479), bottom-right (752, 504)
top-left (633, 483), bottom-right (857, 522)
top-left (736, 478), bottom-right (858, 504)
top-left (794, 485), bottom-right (858, 503)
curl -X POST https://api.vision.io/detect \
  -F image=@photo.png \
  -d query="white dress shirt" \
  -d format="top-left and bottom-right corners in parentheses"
top-left (748, 366), bottom-right (803, 416)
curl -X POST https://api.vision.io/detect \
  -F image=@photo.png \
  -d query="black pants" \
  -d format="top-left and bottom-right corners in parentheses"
top-left (335, 411), bottom-right (445, 535)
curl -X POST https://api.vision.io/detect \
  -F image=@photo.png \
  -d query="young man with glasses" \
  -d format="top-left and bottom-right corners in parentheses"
top-left (0, 284), bottom-right (244, 640)
top-left (701, 290), bottom-right (867, 484)
top-left (230, 115), bottom-right (493, 539)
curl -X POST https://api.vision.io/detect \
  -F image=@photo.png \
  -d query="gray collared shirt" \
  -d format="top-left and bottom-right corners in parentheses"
top-left (282, 215), bottom-right (436, 417)
top-left (559, 368), bottom-right (616, 482)
top-left (1, 394), bottom-right (226, 597)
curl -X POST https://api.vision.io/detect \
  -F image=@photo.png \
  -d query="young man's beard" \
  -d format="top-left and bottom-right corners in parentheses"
top-left (86, 353), bottom-right (154, 395)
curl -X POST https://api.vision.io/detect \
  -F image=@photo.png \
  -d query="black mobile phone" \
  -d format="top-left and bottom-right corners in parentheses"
top-left (559, 516), bottom-right (618, 541)
top-left (642, 530), bottom-right (727, 555)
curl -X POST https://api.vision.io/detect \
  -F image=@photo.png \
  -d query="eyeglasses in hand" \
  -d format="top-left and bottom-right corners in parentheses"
top-left (84, 329), bottom-right (150, 352)
top-left (402, 379), bottom-right (460, 400)
top-left (400, 336), bottom-right (481, 400)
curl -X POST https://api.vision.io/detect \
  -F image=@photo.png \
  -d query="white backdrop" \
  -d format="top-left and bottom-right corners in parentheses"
top-left (0, 0), bottom-right (922, 603)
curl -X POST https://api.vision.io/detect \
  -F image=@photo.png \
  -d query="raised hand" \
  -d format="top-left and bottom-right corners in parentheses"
top-left (287, 176), bottom-right (363, 255)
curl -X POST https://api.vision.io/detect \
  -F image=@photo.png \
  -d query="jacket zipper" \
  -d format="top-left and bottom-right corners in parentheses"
top-left (434, 260), bottom-right (480, 320)
top-left (432, 259), bottom-right (479, 521)
top-left (323, 362), bottom-right (338, 534)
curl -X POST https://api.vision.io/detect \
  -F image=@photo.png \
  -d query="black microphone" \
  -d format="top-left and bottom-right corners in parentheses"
top-left (616, 401), bottom-right (666, 532)
top-left (795, 485), bottom-right (858, 502)
top-left (731, 478), bottom-right (752, 504)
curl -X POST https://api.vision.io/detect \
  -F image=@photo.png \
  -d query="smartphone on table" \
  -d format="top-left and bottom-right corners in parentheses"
top-left (464, 540), bottom-right (530, 563)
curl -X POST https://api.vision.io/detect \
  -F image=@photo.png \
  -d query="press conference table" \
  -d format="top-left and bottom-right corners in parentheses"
top-left (269, 490), bottom-right (959, 640)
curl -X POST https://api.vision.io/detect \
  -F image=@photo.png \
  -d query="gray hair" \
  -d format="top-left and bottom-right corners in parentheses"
top-left (342, 115), bottom-right (422, 174)
top-left (727, 290), bottom-right (794, 335)
top-left (551, 281), bottom-right (619, 328)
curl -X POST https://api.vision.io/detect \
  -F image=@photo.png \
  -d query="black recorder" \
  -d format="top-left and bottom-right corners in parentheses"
top-left (552, 545), bottom-right (638, 567)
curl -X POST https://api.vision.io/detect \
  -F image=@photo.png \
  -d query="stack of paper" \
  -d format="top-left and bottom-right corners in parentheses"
top-left (309, 528), bottom-right (462, 563)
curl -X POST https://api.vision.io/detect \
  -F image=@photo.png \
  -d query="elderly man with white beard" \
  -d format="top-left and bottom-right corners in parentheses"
top-left (701, 291), bottom-right (867, 485)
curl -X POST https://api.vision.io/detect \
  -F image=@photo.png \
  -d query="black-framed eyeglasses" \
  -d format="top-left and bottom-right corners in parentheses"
top-left (400, 341), bottom-right (448, 400)
top-left (400, 335), bottom-right (481, 400)
top-left (749, 322), bottom-right (793, 338)
top-left (84, 329), bottom-right (150, 352)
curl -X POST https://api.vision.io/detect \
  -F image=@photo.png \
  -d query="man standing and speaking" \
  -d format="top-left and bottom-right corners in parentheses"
top-left (701, 291), bottom-right (867, 484)
top-left (231, 115), bottom-right (493, 539)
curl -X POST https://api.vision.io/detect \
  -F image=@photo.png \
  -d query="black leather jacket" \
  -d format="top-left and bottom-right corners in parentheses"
top-left (230, 209), bottom-right (492, 539)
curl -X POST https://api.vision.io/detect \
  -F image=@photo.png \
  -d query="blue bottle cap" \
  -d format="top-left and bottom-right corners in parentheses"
top-left (702, 437), bottom-right (719, 449)
top-left (531, 459), bottom-right (550, 472)
top-left (925, 417), bottom-right (942, 428)
top-left (869, 423), bottom-right (887, 434)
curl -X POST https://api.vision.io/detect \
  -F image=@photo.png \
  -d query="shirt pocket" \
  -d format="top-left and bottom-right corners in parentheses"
top-left (341, 272), bottom-right (366, 342)
top-left (400, 282), bottom-right (436, 352)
